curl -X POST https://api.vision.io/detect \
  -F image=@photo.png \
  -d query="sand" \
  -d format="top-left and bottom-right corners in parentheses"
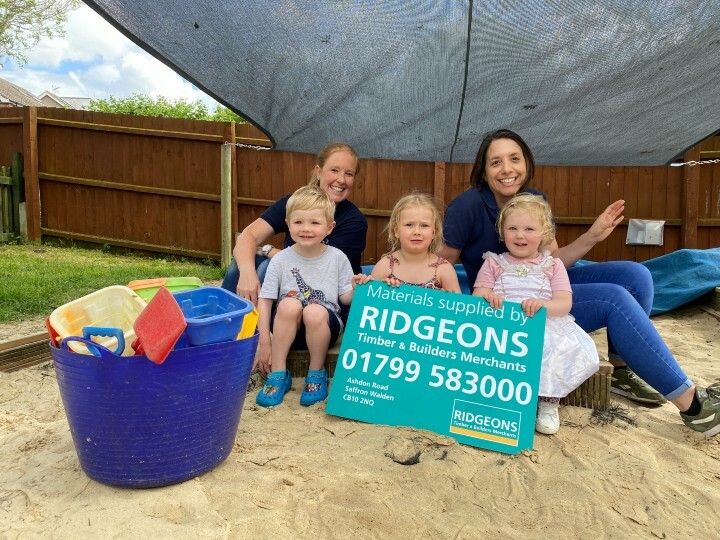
top-left (1, 306), bottom-right (718, 539)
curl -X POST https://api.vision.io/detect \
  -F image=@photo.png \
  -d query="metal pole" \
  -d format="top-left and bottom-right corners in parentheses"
top-left (220, 143), bottom-right (232, 268)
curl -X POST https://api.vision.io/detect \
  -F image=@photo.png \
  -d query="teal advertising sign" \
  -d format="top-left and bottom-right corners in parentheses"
top-left (326, 282), bottom-right (546, 454)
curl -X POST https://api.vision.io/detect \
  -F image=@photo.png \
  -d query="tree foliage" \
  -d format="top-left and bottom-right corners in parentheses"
top-left (88, 93), bottom-right (248, 123)
top-left (207, 105), bottom-right (249, 123)
top-left (0, 0), bottom-right (82, 66)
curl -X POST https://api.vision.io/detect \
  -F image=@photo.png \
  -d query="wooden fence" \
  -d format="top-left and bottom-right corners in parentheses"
top-left (0, 167), bottom-right (13, 241)
top-left (0, 153), bottom-right (23, 242)
top-left (1, 106), bottom-right (718, 265)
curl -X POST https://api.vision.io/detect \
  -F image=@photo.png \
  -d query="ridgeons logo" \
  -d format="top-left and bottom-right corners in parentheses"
top-left (449, 400), bottom-right (521, 446)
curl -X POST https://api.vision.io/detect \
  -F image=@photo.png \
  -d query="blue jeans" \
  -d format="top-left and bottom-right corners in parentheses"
top-left (567, 261), bottom-right (692, 400)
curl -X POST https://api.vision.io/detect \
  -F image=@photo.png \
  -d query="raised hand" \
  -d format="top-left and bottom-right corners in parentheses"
top-left (587, 199), bottom-right (625, 244)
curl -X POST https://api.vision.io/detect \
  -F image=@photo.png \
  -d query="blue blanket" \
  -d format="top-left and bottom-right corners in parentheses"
top-left (573, 248), bottom-right (720, 315)
top-left (363, 248), bottom-right (720, 316)
top-left (641, 248), bottom-right (720, 315)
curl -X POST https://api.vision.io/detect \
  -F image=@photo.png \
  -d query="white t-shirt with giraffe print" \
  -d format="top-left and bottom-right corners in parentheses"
top-left (260, 245), bottom-right (353, 324)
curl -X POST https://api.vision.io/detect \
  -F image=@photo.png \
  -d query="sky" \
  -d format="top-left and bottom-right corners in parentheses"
top-left (0, 4), bottom-right (220, 108)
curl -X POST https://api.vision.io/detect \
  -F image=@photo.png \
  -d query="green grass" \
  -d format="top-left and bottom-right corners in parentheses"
top-left (0, 243), bottom-right (225, 323)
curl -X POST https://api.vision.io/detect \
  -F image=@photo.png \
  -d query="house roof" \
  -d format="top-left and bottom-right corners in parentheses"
top-left (0, 77), bottom-right (45, 107)
top-left (37, 91), bottom-right (91, 110)
top-left (37, 91), bottom-right (66, 107)
top-left (61, 96), bottom-right (92, 110)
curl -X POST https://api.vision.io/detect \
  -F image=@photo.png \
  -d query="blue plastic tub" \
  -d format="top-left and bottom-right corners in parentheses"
top-left (173, 287), bottom-right (254, 346)
top-left (51, 332), bottom-right (258, 488)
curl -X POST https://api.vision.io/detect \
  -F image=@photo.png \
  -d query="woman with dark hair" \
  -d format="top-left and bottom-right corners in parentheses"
top-left (439, 129), bottom-right (719, 437)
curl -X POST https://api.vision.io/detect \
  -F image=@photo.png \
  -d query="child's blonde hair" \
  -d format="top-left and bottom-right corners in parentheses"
top-left (386, 192), bottom-right (444, 254)
top-left (497, 193), bottom-right (555, 246)
top-left (286, 185), bottom-right (336, 224)
top-left (308, 142), bottom-right (360, 186)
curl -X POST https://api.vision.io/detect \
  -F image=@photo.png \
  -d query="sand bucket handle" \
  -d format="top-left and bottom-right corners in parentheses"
top-left (60, 336), bottom-right (119, 359)
top-left (81, 326), bottom-right (125, 355)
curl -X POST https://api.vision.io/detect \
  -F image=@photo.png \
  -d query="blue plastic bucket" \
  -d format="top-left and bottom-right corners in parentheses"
top-left (51, 332), bottom-right (258, 488)
top-left (173, 287), bottom-right (254, 346)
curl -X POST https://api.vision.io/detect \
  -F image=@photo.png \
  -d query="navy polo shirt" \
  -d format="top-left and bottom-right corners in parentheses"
top-left (443, 186), bottom-right (545, 287)
top-left (260, 194), bottom-right (368, 274)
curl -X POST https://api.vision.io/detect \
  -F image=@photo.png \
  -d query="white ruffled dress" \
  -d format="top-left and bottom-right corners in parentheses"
top-left (484, 252), bottom-right (599, 398)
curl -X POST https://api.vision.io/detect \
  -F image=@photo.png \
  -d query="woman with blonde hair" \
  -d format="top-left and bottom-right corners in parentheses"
top-left (222, 142), bottom-right (368, 307)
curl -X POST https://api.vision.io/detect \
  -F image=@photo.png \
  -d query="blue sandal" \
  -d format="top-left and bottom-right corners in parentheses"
top-left (256, 370), bottom-right (292, 407)
top-left (300, 369), bottom-right (329, 406)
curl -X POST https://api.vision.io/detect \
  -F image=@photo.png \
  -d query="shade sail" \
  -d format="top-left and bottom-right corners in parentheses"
top-left (85, 1), bottom-right (720, 165)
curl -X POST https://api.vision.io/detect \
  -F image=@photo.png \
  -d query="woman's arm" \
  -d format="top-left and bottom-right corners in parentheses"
top-left (438, 245), bottom-right (462, 266)
top-left (551, 200), bottom-right (625, 267)
top-left (233, 218), bottom-right (276, 304)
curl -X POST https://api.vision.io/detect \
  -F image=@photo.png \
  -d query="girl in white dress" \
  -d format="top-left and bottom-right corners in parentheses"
top-left (472, 193), bottom-right (599, 435)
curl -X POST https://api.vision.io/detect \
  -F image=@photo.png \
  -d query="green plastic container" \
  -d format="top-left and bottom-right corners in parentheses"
top-left (127, 277), bottom-right (203, 302)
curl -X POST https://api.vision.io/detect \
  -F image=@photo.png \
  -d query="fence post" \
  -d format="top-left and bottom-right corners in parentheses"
top-left (434, 161), bottom-right (446, 208)
top-left (22, 107), bottom-right (40, 241)
top-left (681, 146), bottom-right (700, 249)
top-left (227, 121), bottom-right (237, 254)
top-left (11, 152), bottom-right (23, 239)
top-left (220, 138), bottom-right (233, 268)
top-left (0, 166), bottom-right (10, 241)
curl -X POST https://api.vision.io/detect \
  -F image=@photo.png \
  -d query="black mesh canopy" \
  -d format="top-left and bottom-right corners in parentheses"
top-left (85, 1), bottom-right (720, 165)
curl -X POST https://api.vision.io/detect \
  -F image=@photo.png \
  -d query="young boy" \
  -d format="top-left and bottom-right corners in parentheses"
top-left (256, 185), bottom-right (367, 407)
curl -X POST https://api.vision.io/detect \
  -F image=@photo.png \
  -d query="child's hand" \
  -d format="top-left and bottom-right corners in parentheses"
top-left (256, 341), bottom-right (272, 374)
top-left (384, 277), bottom-right (403, 288)
top-left (352, 273), bottom-right (372, 288)
top-left (483, 292), bottom-right (504, 309)
top-left (521, 298), bottom-right (545, 317)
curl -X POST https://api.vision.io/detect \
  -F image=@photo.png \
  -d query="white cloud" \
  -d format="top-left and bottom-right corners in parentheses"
top-left (83, 63), bottom-right (121, 88)
top-left (1, 4), bottom-right (219, 107)
top-left (120, 51), bottom-right (203, 101)
top-left (23, 7), bottom-right (129, 68)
